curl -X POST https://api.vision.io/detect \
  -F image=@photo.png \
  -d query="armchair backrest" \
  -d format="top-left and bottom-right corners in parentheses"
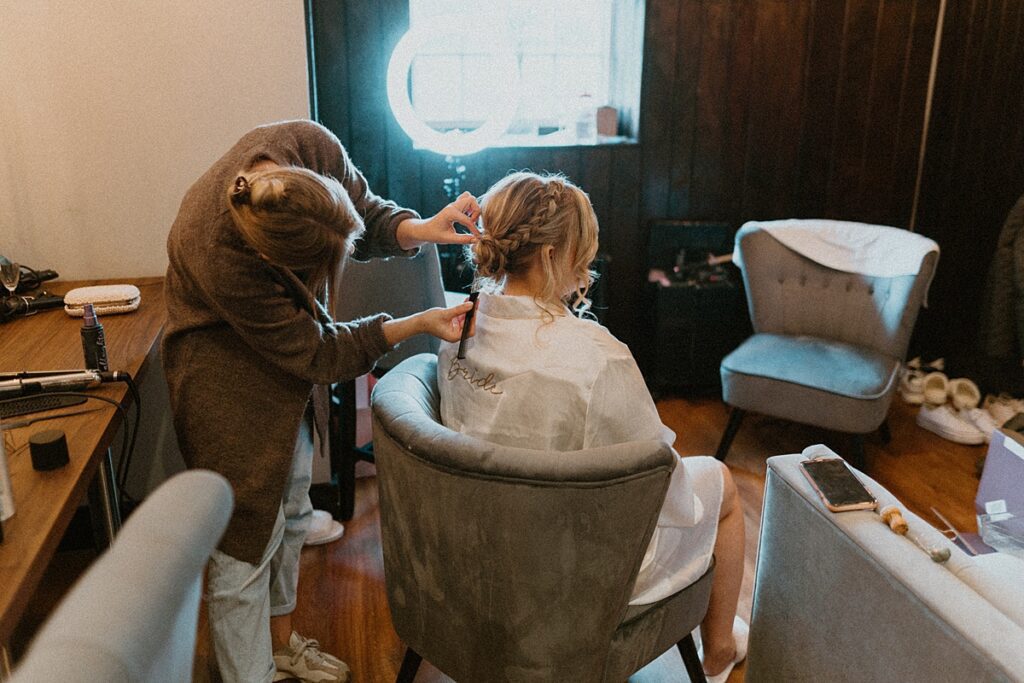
top-left (736, 222), bottom-right (938, 360)
top-left (332, 244), bottom-right (447, 370)
top-left (12, 470), bottom-right (233, 683)
top-left (371, 354), bottom-right (675, 682)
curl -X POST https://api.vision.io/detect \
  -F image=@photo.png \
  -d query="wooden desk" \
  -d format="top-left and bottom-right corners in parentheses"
top-left (0, 277), bottom-right (165, 649)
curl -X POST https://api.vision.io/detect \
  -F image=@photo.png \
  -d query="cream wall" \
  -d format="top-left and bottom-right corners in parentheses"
top-left (0, 1), bottom-right (310, 279)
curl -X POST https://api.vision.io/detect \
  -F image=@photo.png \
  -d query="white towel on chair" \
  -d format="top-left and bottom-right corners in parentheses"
top-left (737, 219), bottom-right (939, 278)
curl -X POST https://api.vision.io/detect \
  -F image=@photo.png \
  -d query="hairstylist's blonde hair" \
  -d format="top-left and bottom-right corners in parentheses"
top-left (471, 172), bottom-right (599, 316)
top-left (227, 166), bottom-right (364, 310)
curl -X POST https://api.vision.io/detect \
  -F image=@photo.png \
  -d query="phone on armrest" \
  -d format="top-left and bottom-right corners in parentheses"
top-left (800, 457), bottom-right (877, 512)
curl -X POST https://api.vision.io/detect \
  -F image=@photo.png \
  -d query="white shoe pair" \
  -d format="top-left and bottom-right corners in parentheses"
top-left (910, 369), bottom-right (994, 445)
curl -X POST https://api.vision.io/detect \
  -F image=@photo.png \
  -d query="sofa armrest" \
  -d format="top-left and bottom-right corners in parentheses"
top-left (747, 451), bottom-right (1024, 682)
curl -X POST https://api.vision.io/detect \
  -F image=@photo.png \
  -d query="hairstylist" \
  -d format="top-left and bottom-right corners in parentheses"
top-left (162, 120), bottom-right (478, 683)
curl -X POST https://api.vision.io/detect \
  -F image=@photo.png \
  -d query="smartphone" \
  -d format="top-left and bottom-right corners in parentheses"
top-left (800, 457), bottom-right (877, 512)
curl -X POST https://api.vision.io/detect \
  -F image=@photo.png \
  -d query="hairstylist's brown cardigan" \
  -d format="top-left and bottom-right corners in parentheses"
top-left (163, 120), bottom-right (416, 563)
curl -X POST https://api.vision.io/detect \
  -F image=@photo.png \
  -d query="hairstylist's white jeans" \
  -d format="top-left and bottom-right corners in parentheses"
top-left (206, 419), bottom-right (315, 683)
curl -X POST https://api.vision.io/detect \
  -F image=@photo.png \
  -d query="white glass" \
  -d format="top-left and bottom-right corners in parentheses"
top-left (0, 261), bottom-right (19, 296)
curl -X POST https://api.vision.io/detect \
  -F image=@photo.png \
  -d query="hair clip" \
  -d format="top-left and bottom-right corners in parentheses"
top-left (230, 175), bottom-right (251, 205)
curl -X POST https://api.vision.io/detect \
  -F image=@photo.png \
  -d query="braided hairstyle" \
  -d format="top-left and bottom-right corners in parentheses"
top-left (470, 172), bottom-right (599, 317)
top-left (227, 165), bottom-right (364, 311)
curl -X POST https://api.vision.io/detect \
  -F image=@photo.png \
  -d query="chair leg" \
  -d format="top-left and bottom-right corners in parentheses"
top-left (879, 419), bottom-right (892, 445)
top-left (331, 379), bottom-right (359, 521)
top-left (395, 647), bottom-right (422, 683)
top-left (677, 633), bottom-right (707, 683)
top-left (716, 408), bottom-right (746, 461)
top-left (849, 433), bottom-right (867, 471)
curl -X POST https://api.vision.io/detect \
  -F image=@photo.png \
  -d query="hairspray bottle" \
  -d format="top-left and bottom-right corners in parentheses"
top-left (81, 303), bottom-right (109, 371)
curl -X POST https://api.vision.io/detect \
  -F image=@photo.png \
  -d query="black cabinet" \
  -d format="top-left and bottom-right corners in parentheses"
top-left (648, 280), bottom-right (750, 393)
top-left (642, 221), bottom-right (751, 394)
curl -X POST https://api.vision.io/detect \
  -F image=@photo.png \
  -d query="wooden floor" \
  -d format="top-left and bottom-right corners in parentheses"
top-left (194, 395), bottom-right (985, 683)
top-left (17, 395), bottom-right (986, 682)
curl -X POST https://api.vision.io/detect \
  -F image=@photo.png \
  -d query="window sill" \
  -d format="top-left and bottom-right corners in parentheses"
top-left (413, 133), bottom-right (637, 152)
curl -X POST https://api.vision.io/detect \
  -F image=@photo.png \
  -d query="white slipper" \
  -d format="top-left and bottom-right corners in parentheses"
top-left (947, 377), bottom-right (981, 410)
top-left (921, 372), bottom-right (949, 405)
top-left (304, 509), bottom-right (345, 546)
top-left (698, 617), bottom-right (749, 683)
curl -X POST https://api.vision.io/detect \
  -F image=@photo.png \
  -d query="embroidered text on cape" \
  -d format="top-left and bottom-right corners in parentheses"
top-left (446, 357), bottom-right (504, 395)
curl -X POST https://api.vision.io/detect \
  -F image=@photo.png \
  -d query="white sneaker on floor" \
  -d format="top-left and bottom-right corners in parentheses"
top-left (917, 404), bottom-right (986, 445)
top-left (961, 408), bottom-right (998, 443)
top-left (273, 631), bottom-right (350, 682)
top-left (304, 510), bottom-right (345, 547)
top-left (698, 617), bottom-right (749, 683)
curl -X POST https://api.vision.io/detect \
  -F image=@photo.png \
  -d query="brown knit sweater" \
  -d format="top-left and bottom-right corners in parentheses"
top-left (162, 120), bottom-right (416, 563)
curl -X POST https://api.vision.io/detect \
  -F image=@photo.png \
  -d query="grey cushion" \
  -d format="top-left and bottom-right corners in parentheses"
top-left (12, 471), bottom-right (233, 683)
top-left (722, 333), bottom-right (899, 400)
top-left (721, 333), bottom-right (899, 432)
top-left (371, 354), bottom-right (713, 682)
top-left (748, 454), bottom-right (1024, 682)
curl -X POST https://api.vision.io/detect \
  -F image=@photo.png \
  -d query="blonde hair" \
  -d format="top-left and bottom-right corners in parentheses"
top-left (227, 166), bottom-right (364, 310)
top-left (471, 172), bottom-right (599, 317)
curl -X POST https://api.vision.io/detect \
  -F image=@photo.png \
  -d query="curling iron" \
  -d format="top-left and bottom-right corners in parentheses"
top-left (0, 370), bottom-right (132, 400)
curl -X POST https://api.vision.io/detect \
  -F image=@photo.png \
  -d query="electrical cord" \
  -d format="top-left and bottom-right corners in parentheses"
top-left (0, 387), bottom-right (140, 506)
top-left (116, 374), bottom-right (142, 501)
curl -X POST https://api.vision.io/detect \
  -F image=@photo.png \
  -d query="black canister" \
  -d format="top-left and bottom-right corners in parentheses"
top-left (80, 302), bottom-right (109, 371)
top-left (29, 429), bottom-right (71, 471)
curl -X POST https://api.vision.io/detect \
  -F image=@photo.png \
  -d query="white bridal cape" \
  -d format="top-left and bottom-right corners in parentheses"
top-left (438, 293), bottom-right (723, 605)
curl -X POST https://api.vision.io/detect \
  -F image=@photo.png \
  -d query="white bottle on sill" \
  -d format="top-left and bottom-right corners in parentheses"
top-left (573, 93), bottom-right (597, 144)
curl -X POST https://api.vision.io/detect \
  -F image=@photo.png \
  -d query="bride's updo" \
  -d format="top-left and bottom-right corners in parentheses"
top-left (471, 172), bottom-right (599, 316)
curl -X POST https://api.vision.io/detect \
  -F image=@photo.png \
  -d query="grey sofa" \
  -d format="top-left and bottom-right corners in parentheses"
top-left (371, 354), bottom-right (715, 682)
top-left (12, 470), bottom-right (233, 682)
top-left (749, 453), bottom-right (1024, 682)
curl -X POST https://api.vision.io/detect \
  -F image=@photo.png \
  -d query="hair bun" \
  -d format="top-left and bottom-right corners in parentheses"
top-left (472, 233), bottom-right (508, 278)
top-left (250, 176), bottom-right (286, 207)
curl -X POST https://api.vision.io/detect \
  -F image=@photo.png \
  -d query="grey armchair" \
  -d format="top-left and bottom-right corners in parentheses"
top-left (12, 470), bottom-right (233, 682)
top-left (716, 221), bottom-right (939, 467)
top-left (371, 354), bottom-right (714, 683)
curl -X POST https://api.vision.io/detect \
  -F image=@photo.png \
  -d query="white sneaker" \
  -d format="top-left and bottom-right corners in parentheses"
top-left (273, 631), bottom-right (350, 682)
top-left (947, 378), bottom-right (981, 410)
top-left (961, 408), bottom-right (997, 443)
top-left (983, 394), bottom-right (1024, 427)
top-left (917, 404), bottom-right (986, 445)
top-left (304, 510), bottom-right (345, 547)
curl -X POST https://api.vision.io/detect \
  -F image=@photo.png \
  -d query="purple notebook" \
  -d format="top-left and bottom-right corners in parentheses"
top-left (977, 429), bottom-right (1024, 517)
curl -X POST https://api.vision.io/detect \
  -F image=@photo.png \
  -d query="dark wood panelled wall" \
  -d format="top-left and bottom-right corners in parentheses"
top-left (308, 0), bottom-right (1023, 358)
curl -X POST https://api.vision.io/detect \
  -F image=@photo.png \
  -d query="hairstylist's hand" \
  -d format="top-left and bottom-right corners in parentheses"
top-left (382, 300), bottom-right (476, 347)
top-left (396, 191), bottom-right (482, 250)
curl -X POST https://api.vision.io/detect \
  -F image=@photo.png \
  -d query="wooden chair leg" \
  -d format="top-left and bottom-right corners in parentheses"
top-left (395, 647), bottom-right (422, 683)
top-left (677, 633), bottom-right (707, 683)
top-left (879, 419), bottom-right (892, 445)
top-left (716, 408), bottom-right (746, 461)
top-left (849, 433), bottom-right (867, 471)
